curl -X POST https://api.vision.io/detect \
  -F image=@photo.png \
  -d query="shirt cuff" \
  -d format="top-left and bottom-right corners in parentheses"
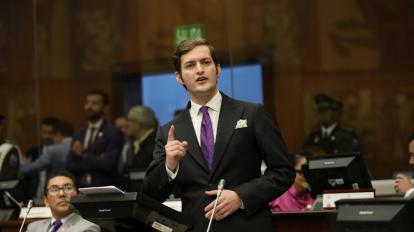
top-left (165, 163), bottom-right (179, 181)
top-left (404, 187), bottom-right (414, 198)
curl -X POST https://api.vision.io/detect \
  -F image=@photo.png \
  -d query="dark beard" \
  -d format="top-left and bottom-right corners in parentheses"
top-left (87, 112), bottom-right (103, 122)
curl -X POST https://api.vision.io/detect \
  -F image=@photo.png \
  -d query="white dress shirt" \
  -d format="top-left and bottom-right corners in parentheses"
top-left (188, 91), bottom-right (222, 144)
top-left (404, 187), bottom-right (414, 198)
top-left (321, 123), bottom-right (337, 137)
top-left (83, 119), bottom-right (103, 149)
top-left (166, 91), bottom-right (222, 178)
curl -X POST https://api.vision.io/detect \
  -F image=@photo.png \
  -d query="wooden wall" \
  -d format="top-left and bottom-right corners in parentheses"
top-left (1, 0), bottom-right (414, 177)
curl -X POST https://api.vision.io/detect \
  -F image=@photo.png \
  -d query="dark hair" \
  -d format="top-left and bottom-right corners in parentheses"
top-left (172, 38), bottom-right (219, 74)
top-left (87, 90), bottom-right (110, 105)
top-left (44, 171), bottom-right (78, 196)
top-left (53, 121), bottom-right (74, 137)
top-left (0, 114), bottom-right (4, 125)
top-left (41, 116), bottom-right (59, 127)
top-left (408, 133), bottom-right (414, 144)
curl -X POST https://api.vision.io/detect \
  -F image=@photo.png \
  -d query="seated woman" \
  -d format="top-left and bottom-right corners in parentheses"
top-left (269, 151), bottom-right (314, 212)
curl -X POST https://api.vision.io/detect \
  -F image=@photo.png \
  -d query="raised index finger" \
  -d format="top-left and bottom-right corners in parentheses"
top-left (168, 125), bottom-right (175, 142)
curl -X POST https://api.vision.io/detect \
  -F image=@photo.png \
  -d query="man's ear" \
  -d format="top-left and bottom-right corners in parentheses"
top-left (44, 196), bottom-right (49, 207)
top-left (216, 64), bottom-right (221, 79)
top-left (175, 72), bottom-right (185, 85)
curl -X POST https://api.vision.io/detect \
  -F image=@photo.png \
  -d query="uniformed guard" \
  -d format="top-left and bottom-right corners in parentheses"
top-left (303, 94), bottom-right (361, 155)
top-left (0, 114), bottom-right (22, 179)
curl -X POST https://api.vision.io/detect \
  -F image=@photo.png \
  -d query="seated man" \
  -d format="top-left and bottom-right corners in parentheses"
top-left (121, 106), bottom-right (158, 172)
top-left (269, 151), bottom-right (314, 211)
top-left (394, 133), bottom-right (414, 198)
top-left (27, 171), bottom-right (100, 232)
top-left (117, 106), bottom-right (158, 192)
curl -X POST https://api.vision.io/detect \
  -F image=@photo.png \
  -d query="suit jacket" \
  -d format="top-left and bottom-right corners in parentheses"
top-left (21, 137), bottom-right (72, 177)
top-left (66, 121), bottom-right (123, 187)
top-left (26, 213), bottom-right (100, 232)
top-left (303, 124), bottom-right (361, 155)
top-left (143, 94), bottom-right (295, 232)
top-left (124, 130), bottom-right (156, 171)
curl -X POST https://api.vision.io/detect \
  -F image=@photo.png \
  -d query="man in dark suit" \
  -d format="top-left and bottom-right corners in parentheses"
top-left (143, 38), bottom-right (295, 232)
top-left (121, 106), bottom-right (157, 172)
top-left (66, 90), bottom-right (123, 187)
top-left (303, 94), bottom-right (361, 155)
top-left (117, 106), bottom-right (157, 192)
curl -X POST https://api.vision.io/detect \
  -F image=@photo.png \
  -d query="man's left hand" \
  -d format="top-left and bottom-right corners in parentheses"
top-left (204, 189), bottom-right (242, 221)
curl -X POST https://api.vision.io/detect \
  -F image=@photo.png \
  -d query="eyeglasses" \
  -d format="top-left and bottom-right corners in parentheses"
top-left (295, 169), bottom-right (304, 175)
top-left (47, 184), bottom-right (76, 196)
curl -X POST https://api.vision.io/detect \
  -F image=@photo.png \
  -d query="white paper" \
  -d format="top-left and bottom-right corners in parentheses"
top-left (323, 191), bottom-right (375, 209)
top-left (371, 179), bottom-right (396, 196)
top-left (162, 199), bottom-right (182, 212)
top-left (78, 185), bottom-right (125, 195)
top-left (19, 207), bottom-right (52, 219)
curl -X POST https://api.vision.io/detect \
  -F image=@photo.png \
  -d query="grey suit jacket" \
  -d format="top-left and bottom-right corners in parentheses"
top-left (21, 137), bottom-right (72, 177)
top-left (27, 213), bottom-right (100, 232)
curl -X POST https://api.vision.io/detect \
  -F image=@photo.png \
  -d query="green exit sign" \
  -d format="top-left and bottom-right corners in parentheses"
top-left (174, 24), bottom-right (204, 47)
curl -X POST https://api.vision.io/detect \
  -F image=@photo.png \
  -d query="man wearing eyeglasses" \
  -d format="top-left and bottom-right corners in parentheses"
top-left (27, 171), bottom-right (100, 232)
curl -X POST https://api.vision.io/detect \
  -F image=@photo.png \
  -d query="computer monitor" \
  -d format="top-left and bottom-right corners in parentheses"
top-left (334, 197), bottom-right (414, 232)
top-left (126, 168), bottom-right (146, 192)
top-left (0, 179), bottom-right (25, 220)
top-left (302, 154), bottom-right (372, 198)
top-left (71, 192), bottom-right (192, 232)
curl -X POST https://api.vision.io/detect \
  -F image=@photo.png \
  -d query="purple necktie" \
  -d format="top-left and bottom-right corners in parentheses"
top-left (200, 106), bottom-right (214, 170)
top-left (51, 220), bottom-right (62, 232)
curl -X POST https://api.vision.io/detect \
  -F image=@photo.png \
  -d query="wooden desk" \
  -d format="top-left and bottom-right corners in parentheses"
top-left (0, 219), bottom-right (34, 232)
top-left (2, 211), bottom-right (337, 232)
top-left (272, 210), bottom-right (337, 232)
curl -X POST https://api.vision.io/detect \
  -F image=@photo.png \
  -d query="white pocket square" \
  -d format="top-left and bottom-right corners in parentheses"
top-left (235, 119), bottom-right (248, 129)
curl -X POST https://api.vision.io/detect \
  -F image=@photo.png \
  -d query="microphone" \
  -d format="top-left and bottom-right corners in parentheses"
top-left (206, 179), bottom-right (225, 232)
top-left (18, 200), bottom-right (33, 232)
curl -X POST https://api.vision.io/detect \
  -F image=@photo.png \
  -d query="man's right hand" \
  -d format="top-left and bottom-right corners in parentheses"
top-left (394, 174), bottom-right (414, 195)
top-left (165, 125), bottom-right (188, 172)
top-left (72, 140), bottom-right (84, 157)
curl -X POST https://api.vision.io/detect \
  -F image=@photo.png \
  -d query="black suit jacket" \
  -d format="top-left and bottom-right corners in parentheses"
top-left (143, 94), bottom-right (295, 232)
top-left (125, 130), bottom-right (156, 171)
top-left (66, 121), bottom-right (123, 187)
top-left (303, 124), bottom-right (361, 155)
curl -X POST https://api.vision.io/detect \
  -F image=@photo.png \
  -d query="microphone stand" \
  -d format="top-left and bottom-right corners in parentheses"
top-left (206, 179), bottom-right (225, 232)
top-left (18, 200), bottom-right (33, 232)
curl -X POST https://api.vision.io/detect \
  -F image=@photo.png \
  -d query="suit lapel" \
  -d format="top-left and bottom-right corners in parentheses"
top-left (211, 95), bottom-right (244, 175)
top-left (95, 121), bottom-right (107, 142)
top-left (60, 213), bottom-right (77, 231)
top-left (44, 219), bottom-right (52, 230)
top-left (174, 108), bottom-right (209, 172)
